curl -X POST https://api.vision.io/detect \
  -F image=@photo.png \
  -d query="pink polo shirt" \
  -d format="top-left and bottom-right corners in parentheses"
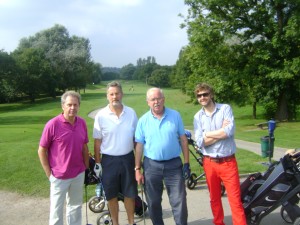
top-left (39, 114), bottom-right (88, 179)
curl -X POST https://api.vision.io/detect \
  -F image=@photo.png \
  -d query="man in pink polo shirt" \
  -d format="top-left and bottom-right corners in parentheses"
top-left (38, 91), bottom-right (89, 225)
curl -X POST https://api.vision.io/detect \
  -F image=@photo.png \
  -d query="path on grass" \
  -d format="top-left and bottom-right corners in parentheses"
top-left (0, 109), bottom-right (289, 225)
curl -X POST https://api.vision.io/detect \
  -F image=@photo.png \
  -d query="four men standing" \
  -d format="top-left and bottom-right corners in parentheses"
top-left (38, 81), bottom-right (245, 225)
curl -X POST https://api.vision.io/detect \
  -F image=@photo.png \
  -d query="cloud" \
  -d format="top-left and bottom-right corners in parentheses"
top-left (0, 0), bottom-right (188, 67)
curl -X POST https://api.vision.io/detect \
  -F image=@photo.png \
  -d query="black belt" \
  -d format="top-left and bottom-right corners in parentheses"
top-left (203, 154), bottom-right (235, 163)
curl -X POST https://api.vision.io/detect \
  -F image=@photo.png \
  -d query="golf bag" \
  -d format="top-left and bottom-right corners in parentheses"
top-left (85, 155), bottom-right (148, 217)
top-left (85, 156), bottom-right (100, 186)
top-left (241, 153), bottom-right (300, 224)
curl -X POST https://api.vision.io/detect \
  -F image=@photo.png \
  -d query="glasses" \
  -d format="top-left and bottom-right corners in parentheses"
top-left (148, 97), bottom-right (164, 102)
top-left (196, 92), bottom-right (210, 98)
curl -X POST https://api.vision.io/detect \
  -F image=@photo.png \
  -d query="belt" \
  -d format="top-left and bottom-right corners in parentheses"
top-left (203, 154), bottom-right (235, 163)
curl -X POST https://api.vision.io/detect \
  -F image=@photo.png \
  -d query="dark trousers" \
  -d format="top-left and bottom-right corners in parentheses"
top-left (143, 157), bottom-right (188, 225)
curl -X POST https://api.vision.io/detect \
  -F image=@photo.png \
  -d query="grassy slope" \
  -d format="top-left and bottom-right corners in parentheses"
top-left (0, 80), bottom-right (299, 198)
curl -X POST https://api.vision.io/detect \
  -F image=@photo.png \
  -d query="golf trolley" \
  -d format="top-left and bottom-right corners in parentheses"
top-left (241, 150), bottom-right (300, 225)
top-left (85, 155), bottom-right (147, 225)
top-left (184, 130), bottom-right (225, 195)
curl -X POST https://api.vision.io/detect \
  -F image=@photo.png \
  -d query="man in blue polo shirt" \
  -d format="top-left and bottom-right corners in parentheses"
top-left (135, 87), bottom-right (190, 225)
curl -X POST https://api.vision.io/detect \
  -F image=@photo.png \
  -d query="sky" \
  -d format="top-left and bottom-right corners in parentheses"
top-left (0, 0), bottom-right (189, 68)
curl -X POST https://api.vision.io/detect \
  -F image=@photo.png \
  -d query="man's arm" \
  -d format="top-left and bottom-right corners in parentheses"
top-left (203, 119), bottom-right (230, 146)
top-left (82, 144), bottom-right (89, 169)
top-left (180, 134), bottom-right (189, 164)
top-left (38, 146), bottom-right (51, 178)
top-left (135, 142), bottom-right (144, 184)
top-left (94, 139), bottom-right (102, 163)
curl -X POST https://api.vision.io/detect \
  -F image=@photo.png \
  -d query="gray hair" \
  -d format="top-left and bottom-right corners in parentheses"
top-left (106, 81), bottom-right (123, 93)
top-left (61, 91), bottom-right (81, 105)
top-left (146, 87), bottom-right (164, 100)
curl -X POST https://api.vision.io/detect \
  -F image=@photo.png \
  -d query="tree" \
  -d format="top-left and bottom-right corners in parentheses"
top-left (182, 0), bottom-right (300, 120)
top-left (148, 67), bottom-right (172, 87)
top-left (0, 50), bottom-right (19, 102)
top-left (120, 63), bottom-right (136, 80)
top-left (14, 24), bottom-right (92, 96)
top-left (13, 48), bottom-right (51, 102)
top-left (170, 47), bottom-right (193, 93)
top-left (133, 57), bottom-right (159, 83)
top-left (89, 62), bottom-right (102, 84)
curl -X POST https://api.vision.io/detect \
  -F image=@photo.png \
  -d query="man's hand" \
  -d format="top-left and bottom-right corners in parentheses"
top-left (94, 163), bottom-right (102, 177)
top-left (183, 163), bottom-right (191, 179)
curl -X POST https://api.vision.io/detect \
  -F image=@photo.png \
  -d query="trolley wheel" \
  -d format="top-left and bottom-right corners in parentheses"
top-left (186, 173), bottom-right (197, 190)
top-left (97, 211), bottom-right (112, 225)
top-left (221, 183), bottom-right (226, 196)
top-left (294, 217), bottom-right (300, 225)
top-left (281, 206), bottom-right (293, 223)
top-left (88, 196), bottom-right (105, 213)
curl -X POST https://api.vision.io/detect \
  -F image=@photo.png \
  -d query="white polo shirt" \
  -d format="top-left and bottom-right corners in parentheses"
top-left (93, 104), bottom-right (138, 156)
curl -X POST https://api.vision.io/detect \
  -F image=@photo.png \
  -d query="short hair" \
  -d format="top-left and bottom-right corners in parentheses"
top-left (61, 91), bottom-right (81, 105)
top-left (194, 83), bottom-right (214, 96)
top-left (106, 81), bottom-right (123, 93)
top-left (146, 87), bottom-right (164, 100)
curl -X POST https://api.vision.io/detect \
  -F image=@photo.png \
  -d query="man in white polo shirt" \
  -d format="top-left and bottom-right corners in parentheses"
top-left (93, 81), bottom-right (138, 225)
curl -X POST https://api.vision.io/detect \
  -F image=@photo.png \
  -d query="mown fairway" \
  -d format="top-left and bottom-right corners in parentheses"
top-left (0, 80), bottom-right (299, 198)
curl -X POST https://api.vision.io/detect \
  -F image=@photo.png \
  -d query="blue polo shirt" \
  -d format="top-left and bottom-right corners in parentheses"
top-left (135, 107), bottom-right (185, 161)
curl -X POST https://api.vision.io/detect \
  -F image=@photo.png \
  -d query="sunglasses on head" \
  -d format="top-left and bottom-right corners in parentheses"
top-left (196, 92), bottom-right (210, 98)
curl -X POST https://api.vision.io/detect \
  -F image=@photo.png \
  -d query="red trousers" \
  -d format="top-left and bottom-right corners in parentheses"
top-left (203, 157), bottom-right (247, 225)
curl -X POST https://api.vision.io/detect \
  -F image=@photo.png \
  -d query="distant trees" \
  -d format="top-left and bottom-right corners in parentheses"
top-left (0, 24), bottom-right (102, 103)
top-left (175, 0), bottom-right (300, 120)
top-left (101, 67), bottom-right (120, 81)
top-left (0, 50), bottom-right (18, 102)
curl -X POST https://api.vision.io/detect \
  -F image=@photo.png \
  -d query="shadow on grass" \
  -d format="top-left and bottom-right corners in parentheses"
top-left (0, 116), bottom-right (53, 125)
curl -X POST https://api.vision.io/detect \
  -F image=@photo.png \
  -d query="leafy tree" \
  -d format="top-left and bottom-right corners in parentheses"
top-left (89, 62), bottom-right (102, 84)
top-left (0, 50), bottom-right (19, 102)
top-left (120, 63), bottom-right (136, 80)
top-left (102, 72), bottom-right (119, 81)
top-left (170, 47), bottom-right (192, 93)
top-left (182, 0), bottom-right (300, 120)
top-left (147, 67), bottom-right (172, 87)
top-left (13, 48), bottom-right (51, 102)
top-left (14, 24), bottom-right (92, 96)
top-left (133, 56), bottom-right (158, 81)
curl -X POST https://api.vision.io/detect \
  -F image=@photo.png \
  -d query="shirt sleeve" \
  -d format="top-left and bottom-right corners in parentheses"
top-left (93, 113), bottom-right (102, 139)
top-left (135, 118), bottom-right (145, 144)
top-left (222, 104), bottom-right (235, 137)
top-left (193, 112), bottom-right (204, 148)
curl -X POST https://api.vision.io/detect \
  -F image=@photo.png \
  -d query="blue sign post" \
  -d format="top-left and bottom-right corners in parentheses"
top-left (267, 119), bottom-right (276, 164)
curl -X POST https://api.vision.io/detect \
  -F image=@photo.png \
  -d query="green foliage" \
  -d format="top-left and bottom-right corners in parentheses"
top-left (180, 0), bottom-right (300, 121)
top-left (0, 24), bottom-right (102, 103)
top-left (147, 67), bottom-right (172, 87)
top-left (0, 82), bottom-right (299, 198)
top-left (120, 63), bottom-right (136, 80)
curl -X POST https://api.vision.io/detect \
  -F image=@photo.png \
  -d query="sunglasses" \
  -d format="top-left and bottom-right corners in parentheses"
top-left (196, 92), bottom-right (210, 98)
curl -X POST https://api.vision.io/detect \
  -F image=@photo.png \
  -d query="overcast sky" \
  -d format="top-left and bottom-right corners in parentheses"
top-left (0, 0), bottom-right (189, 68)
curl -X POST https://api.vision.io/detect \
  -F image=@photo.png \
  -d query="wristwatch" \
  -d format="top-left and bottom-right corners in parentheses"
top-left (134, 167), bottom-right (141, 171)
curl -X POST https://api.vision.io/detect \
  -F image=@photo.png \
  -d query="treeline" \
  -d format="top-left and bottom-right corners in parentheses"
top-left (1, 0), bottom-right (300, 121)
top-left (103, 57), bottom-right (174, 89)
top-left (173, 0), bottom-right (300, 121)
top-left (0, 24), bottom-right (102, 103)
top-left (104, 0), bottom-right (300, 121)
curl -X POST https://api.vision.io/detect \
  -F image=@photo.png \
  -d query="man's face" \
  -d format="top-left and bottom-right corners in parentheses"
top-left (107, 86), bottom-right (123, 106)
top-left (147, 90), bottom-right (165, 115)
top-left (196, 90), bottom-right (213, 107)
top-left (62, 96), bottom-right (79, 118)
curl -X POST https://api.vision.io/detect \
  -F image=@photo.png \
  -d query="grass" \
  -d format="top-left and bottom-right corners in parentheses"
top-left (0, 80), bottom-right (299, 199)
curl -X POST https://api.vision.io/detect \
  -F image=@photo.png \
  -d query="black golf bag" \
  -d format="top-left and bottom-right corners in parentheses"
top-left (85, 155), bottom-right (148, 216)
top-left (241, 153), bottom-right (300, 224)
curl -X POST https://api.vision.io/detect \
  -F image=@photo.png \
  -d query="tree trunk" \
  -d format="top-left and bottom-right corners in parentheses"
top-left (275, 92), bottom-right (288, 121)
top-left (252, 101), bottom-right (257, 119)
